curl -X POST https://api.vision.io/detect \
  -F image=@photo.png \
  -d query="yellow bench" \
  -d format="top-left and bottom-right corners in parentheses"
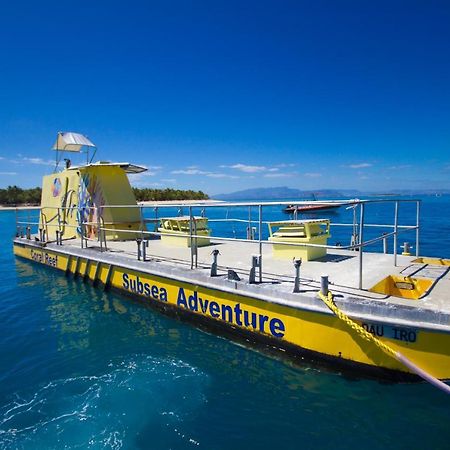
top-left (158, 216), bottom-right (211, 247)
top-left (268, 219), bottom-right (331, 261)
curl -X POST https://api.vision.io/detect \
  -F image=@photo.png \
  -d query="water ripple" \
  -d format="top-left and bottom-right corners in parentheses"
top-left (0, 355), bottom-right (207, 450)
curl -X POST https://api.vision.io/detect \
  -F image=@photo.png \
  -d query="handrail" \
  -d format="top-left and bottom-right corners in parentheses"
top-left (40, 211), bottom-right (48, 242)
top-left (96, 224), bottom-right (417, 251)
top-left (34, 197), bottom-right (421, 210)
top-left (16, 198), bottom-right (421, 290)
top-left (15, 219), bottom-right (417, 251)
top-left (15, 219), bottom-right (416, 232)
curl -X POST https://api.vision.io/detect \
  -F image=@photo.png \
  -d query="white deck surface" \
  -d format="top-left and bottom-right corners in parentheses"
top-left (60, 236), bottom-right (450, 315)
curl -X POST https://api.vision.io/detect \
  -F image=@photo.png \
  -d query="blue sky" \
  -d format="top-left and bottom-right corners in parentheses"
top-left (0, 0), bottom-right (449, 194)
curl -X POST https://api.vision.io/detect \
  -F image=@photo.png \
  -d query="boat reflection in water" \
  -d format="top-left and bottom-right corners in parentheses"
top-left (14, 258), bottom-right (348, 387)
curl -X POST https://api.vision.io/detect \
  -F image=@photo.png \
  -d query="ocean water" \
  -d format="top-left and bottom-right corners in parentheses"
top-left (1, 197), bottom-right (450, 450)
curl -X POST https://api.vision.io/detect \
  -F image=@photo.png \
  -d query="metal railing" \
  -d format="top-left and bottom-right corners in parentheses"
top-left (15, 198), bottom-right (421, 290)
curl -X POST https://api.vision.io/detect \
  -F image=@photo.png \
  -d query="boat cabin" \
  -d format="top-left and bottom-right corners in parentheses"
top-left (39, 132), bottom-right (146, 241)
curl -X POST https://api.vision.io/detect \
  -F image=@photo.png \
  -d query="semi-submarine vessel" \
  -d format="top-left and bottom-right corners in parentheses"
top-left (13, 132), bottom-right (450, 393)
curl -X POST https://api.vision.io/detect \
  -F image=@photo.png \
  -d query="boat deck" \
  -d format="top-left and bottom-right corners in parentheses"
top-left (51, 236), bottom-right (450, 322)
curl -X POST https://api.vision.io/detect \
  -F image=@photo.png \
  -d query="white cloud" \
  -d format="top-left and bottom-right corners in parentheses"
top-left (171, 169), bottom-right (209, 175)
top-left (144, 165), bottom-right (162, 170)
top-left (206, 173), bottom-right (239, 179)
top-left (132, 180), bottom-right (163, 188)
top-left (221, 162), bottom-right (298, 174)
top-left (304, 172), bottom-right (322, 178)
top-left (22, 157), bottom-right (54, 166)
top-left (264, 172), bottom-right (294, 178)
top-left (127, 171), bottom-right (159, 186)
top-left (136, 181), bottom-right (163, 187)
top-left (161, 178), bottom-right (176, 183)
top-left (346, 163), bottom-right (372, 169)
top-left (126, 164), bottom-right (162, 184)
top-left (276, 163), bottom-right (296, 168)
top-left (171, 167), bottom-right (239, 179)
top-left (5, 156), bottom-right (54, 165)
top-left (128, 170), bottom-right (157, 179)
top-left (388, 164), bottom-right (411, 170)
top-left (0, 171), bottom-right (17, 175)
top-left (225, 163), bottom-right (269, 173)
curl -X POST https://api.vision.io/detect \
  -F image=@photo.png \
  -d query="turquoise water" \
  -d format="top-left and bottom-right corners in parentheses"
top-left (1, 198), bottom-right (450, 449)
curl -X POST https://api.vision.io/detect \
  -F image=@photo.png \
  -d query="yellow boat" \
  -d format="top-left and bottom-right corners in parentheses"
top-left (13, 133), bottom-right (450, 391)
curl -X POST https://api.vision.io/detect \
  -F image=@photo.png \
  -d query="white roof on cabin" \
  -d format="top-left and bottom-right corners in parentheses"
top-left (53, 132), bottom-right (96, 152)
top-left (67, 161), bottom-right (147, 174)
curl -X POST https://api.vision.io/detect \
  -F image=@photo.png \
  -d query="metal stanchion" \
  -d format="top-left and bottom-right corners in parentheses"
top-left (358, 203), bottom-right (365, 289)
top-left (394, 201), bottom-right (399, 267)
top-left (293, 258), bottom-right (302, 293)
top-left (210, 249), bottom-right (220, 277)
top-left (258, 204), bottom-right (263, 283)
top-left (321, 275), bottom-right (329, 296)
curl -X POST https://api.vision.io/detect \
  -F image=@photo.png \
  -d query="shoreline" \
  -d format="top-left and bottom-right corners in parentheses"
top-left (0, 199), bottom-right (223, 211)
top-left (138, 199), bottom-right (223, 206)
top-left (0, 205), bottom-right (40, 211)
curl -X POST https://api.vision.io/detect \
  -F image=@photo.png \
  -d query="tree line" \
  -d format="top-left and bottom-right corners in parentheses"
top-left (0, 185), bottom-right (209, 206)
top-left (132, 188), bottom-right (209, 201)
top-left (0, 186), bottom-right (42, 205)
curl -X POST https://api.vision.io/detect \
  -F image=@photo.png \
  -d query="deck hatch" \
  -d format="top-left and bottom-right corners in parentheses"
top-left (412, 257), bottom-right (450, 266)
top-left (369, 275), bottom-right (433, 300)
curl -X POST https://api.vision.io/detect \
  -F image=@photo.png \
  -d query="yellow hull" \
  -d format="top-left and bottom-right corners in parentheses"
top-left (13, 241), bottom-right (450, 380)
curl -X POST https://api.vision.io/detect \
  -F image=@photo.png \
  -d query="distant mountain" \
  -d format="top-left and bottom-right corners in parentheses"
top-left (213, 186), bottom-right (357, 201)
top-left (214, 187), bottom-right (302, 200)
top-left (212, 186), bottom-right (450, 200)
top-left (382, 189), bottom-right (450, 196)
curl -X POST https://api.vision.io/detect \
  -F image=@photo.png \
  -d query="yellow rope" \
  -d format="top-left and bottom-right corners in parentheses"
top-left (318, 290), bottom-right (450, 394)
top-left (318, 291), bottom-right (397, 358)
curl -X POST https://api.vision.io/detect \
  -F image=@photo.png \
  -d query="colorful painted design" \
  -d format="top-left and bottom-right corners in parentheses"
top-left (77, 173), bottom-right (105, 238)
top-left (51, 178), bottom-right (62, 197)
